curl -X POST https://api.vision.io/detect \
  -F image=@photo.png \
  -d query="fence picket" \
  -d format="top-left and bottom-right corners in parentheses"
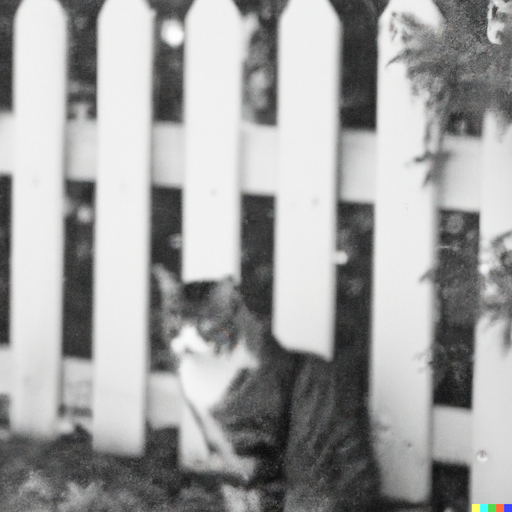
top-left (92, 0), bottom-right (154, 455)
top-left (182, 0), bottom-right (243, 282)
top-left (273, 0), bottom-right (341, 359)
top-left (370, 0), bottom-right (443, 502)
top-left (471, 113), bottom-right (512, 504)
top-left (10, 0), bottom-right (67, 439)
top-left (178, 0), bottom-right (244, 471)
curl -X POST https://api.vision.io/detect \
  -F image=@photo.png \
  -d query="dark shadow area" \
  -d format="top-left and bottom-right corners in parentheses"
top-left (0, 175), bottom-right (10, 346)
top-left (336, 202), bottom-right (373, 395)
top-left (432, 463), bottom-right (469, 512)
top-left (241, 195), bottom-right (274, 317)
top-left (434, 210), bottom-right (479, 408)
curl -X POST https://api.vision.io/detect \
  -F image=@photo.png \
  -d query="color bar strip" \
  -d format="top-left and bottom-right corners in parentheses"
top-left (473, 506), bottom-right (512, 511)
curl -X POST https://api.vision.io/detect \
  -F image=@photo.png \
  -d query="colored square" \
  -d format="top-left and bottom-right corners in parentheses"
top-left (472, 506), bottom-right (480, 512)
top-left (497, 505), bottom-right (505, 512)
top-left (505, 505), bottom-right (512, 512)
top-left (489, 505), bottom-right (496, 512)
top-left (481, 506), bottom-right (488, 512)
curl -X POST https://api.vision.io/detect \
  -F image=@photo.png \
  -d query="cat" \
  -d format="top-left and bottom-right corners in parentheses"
top-left (152, 264), bottom-right (379, 512)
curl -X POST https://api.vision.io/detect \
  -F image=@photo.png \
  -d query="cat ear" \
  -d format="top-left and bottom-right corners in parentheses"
top-left (211, 276), bottom-right (242, 312)
top-left (151, 264), bottom-right (182, 311)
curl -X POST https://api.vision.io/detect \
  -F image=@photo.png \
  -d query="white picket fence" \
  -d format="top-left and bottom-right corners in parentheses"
top-left (0, 0), bottom-right (510, 507)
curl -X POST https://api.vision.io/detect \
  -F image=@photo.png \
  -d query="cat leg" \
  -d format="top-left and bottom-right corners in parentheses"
top-left (221, 485), bottom-right (261, 512)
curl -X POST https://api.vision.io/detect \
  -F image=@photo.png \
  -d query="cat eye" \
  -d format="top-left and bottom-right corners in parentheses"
top-left (196, 319), bottom-right (232, 348)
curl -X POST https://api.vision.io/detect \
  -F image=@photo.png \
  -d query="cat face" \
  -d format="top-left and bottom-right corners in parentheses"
top-left (152, 264), bottom-right (242, 358)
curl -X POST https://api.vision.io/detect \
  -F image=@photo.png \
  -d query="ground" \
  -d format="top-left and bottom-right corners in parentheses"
top-left (0, 425), bottom-right (469, 512)
top-left (0, 427), bottom-right (226, 512)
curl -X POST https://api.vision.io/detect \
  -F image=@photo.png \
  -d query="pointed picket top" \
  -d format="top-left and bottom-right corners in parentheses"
top-left (11, 0), bottom-right (67, 439)
top-left (273, 0), bottom-right (341, 359)
top-left (92, 0), bottom-right (154, 456)
top-left (182, 0), bottom-right (243, 282)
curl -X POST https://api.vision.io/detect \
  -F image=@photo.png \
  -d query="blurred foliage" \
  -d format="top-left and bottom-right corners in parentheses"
top-left (434, 211), bottom-right (479, 409)
top-left (480, 230), bottom-right (512, 346)
top-left (392, 0), bottom-right (512, 133)
top-left (0, 427), bottom-right (203, 511)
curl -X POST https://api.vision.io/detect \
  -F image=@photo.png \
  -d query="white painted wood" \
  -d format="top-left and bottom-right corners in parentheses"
top-left (370, 0), bottom-right (443, 502)
top-left (439, 135), bottom-right (482, 213)
top-left (182, 0), bottom-right (243, 281)
top-left (0, 345), bottom-right (11, 394)
top-left (240, 121), bottom-right (278, 196)
top-left (339, 129), bottom-right (377, 204)
top-left (0, 114), bottom-right (483, 210)
top-left (10, 0), bottom-right (67, 439)
top-left (152, 121), bottom-right (185, 188)
top-left (273, 0), bottom-right (341, 359)
top-left (2, 350), bottom-right (181, 429)
top-left (92, 0), bottom-right (154, 455)
top-left (432, 405), bottom-right (472, 465)
top-left (61, 356), bottom-right (182, 429)
top-left (147, 372), bottom-right (182, 428)
top-left (66, 117), bottom-right (96, 182)
top-left (471, 113), bottom-right (512, 504)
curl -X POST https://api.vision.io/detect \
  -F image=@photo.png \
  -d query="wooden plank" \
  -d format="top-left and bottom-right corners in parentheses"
top-left (369, 0), bottom-right (443, 502)
top-left (10, 0), bottom-right (67, 439)
top-left (240, 121), bottom-right (278, 196)
top-left (0, 345), bottom-right (11, 395)
top-left (92, 0), bottom-right (154, 456)
top-left (179, 0), bottom-right (243, 472)
top-left (432, 405), bottom-right (472, 465)
top-left (471, 113), bottom-right (512, 504)
top-left (0, 114), bottom-right (483, 211)
top-left (182, 0), bottom-right (243, 281)
top-left (439, 135), bottom-right (482, 213)
top-left (2, 350), bottom-right (181, 429)
top-left (147, 372), bottom-right (182, 429)
top-left (152, 121), bottom-right (185, 188)
top-left (339, 129), bottom-right (377, 204)
top-left (60, 356), bottom-right (182, 429)
top-left (65, 117), bottom-right (97, 182)
top-left (273, 0), bottom-right (341, 359)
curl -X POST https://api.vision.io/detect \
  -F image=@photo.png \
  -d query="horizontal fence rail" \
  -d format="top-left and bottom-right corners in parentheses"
top-left (0, 114), bottom-right (483, 212)
top-left (0, 347), bottom-right (474, 467)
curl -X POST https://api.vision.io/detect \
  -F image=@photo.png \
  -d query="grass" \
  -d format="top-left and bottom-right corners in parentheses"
top-left (0, 426), bottom-right (225, 512)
